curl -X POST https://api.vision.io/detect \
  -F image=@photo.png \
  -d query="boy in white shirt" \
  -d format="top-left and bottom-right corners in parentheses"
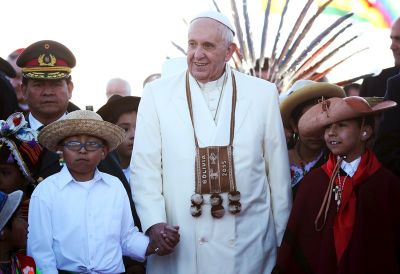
top-left (28, 110), bottom-right (179, 274)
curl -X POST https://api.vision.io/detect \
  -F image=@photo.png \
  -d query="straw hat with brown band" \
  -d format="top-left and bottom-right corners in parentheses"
top-left (279, 80), bottom-right (346, 129)
top-left (38, 110), bottom-right (126, 152)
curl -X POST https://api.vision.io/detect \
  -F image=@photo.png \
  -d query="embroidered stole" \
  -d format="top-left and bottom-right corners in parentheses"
top-left (186, 71), bottom-right (241, 218)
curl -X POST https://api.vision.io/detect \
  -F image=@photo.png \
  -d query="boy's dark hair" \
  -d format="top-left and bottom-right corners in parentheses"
top-left (355, 115), bottom-right (376, 143)
top-left (355, 115), bottom-right (375, 129)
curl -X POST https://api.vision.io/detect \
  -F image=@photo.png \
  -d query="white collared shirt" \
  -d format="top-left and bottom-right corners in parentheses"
top-left (341, 156), bottom-right (361, 177)
top-left (195, 67), bottom-right (228, 123)
top-left (28, 112), bottom-right (67, 130)
top-left (28, 166), bottom-right (149, 274)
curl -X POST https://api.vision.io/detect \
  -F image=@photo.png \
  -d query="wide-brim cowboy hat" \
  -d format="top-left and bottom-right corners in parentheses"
top-left (97, 95), bottom-right (140, 124)
top-left (280, 80), bottom-right (346, 128)
top-left (0, 190), bottom-right (23, 231)
top-left (298, 96), bottom-right (397, 138)
top-left (38, 110), bottom-right (126, 152)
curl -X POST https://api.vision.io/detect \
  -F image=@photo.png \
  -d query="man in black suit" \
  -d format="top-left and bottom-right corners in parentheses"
top-left (374, 73), bottom-right (400, 177)
top-left (360, 17), bottom-right (400, 97)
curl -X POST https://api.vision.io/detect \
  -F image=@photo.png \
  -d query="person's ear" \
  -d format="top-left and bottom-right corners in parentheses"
top-left (67, 80), bottom-right (74, 100)
top-left (225, 43), bottom-right (237, 62)
top-left (21, 83), bottom-right (28, 101)
top-left (360, 126), bottom-right (373, 141)
top-left (289, 118), bottom-right (299, 133)
top-left (101, 146), bottom-right (109, 160)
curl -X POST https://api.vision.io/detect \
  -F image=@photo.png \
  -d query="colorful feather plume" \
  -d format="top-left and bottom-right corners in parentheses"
top-left (258, 0), bottom-right (272, 74)
top-left (268, 0), bottom-right (289, 79)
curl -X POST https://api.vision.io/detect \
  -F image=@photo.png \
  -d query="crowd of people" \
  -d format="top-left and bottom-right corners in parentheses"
top-left (0, 10), bottom-right (399, 274)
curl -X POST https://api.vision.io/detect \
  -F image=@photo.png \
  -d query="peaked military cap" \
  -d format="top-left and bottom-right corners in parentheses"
top-left (0, 57), bottom-right (16, 78)
top-left (17, 40), bottom-right (75, 80)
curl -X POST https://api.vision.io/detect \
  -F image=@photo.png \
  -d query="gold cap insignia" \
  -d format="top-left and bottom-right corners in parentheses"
top-left (38, 54), bottom-right (56, 67)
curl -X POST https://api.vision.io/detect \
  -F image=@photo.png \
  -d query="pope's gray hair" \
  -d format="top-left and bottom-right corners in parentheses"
top-left (217, 22), bottom-right (234, 47)
top-left (190, 18), bottom-right (234, 47)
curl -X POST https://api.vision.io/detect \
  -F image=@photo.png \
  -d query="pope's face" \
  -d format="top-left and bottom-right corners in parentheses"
top-left (187, 18), bottom-right (235, 84)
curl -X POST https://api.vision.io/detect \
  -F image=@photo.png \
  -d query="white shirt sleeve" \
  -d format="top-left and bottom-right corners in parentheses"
top-left (120, 190), bottom-right (149, 261)
top-left (27, 194), bottom-right (58, 274)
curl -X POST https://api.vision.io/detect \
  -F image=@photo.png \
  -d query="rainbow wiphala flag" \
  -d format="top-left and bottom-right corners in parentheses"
top-left (317, 0), bottom-right (400, 28)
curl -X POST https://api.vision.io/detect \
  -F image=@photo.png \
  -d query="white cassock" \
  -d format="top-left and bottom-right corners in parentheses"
top-left (130, 65), bottom-right (292, 274)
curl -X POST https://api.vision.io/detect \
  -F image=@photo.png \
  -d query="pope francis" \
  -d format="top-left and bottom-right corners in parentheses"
top-left (130, 10), bottom-right (292, 274)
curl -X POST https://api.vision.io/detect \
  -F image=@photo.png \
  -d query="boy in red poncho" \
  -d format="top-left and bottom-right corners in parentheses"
top-left (274, 96), bottom-right (400, 274)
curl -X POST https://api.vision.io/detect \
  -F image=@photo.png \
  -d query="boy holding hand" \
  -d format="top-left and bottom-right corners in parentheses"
top-left (28, 110), bottom-right (179, 274)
